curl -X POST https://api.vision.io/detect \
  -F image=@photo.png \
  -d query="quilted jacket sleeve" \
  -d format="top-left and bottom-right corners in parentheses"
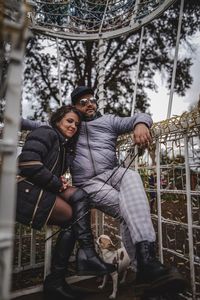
top-left (18, 126), bottom-right (62, 193)
top-left (110, 113), bottom-right (153, 135)
top-left (21, 117), bottom-right (48, 131)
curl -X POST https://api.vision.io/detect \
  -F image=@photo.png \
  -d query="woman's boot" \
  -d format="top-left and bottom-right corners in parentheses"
top-left (43, 227), bottom-right (79, 300)
top-left (70, 189), bottom-right (116, 276)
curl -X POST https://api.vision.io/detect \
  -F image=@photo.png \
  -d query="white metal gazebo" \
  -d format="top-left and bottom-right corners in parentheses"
top-left (0, 1), bottom-right (199, 300)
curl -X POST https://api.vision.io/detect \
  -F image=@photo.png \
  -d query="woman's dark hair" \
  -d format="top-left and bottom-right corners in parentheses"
top-left (49, 105), bottom-right (82, 155)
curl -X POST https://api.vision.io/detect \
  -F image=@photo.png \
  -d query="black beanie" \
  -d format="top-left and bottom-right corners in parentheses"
top-left (71, 86), bottom-right (94, 104)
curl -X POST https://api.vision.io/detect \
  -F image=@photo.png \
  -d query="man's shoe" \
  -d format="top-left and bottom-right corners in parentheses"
top-left (135, 241), bottom-right (187, 296)
top-left (136, 261), bottom-right (187, 296)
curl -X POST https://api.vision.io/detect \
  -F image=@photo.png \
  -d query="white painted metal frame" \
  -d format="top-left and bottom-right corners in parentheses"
top-left (56, 37), bottom-right (63, 107)
top-left (3, 0), bottom-right (199, 299)
top-left (97, 38), bottom-right (106, 114)
top-left (116, 112), bottom-right (200, 299)
top-left (156, 139), bottom-right (164, 263)
top-left (130, 26), bottom-right (144, 116)
top-left (167, 0), bottom-right (184, 119)
top-left (0, 3), bottom-right (28, 299)
top-left (27, 0), bottom-right (177, 41)
top-left (184, 134), bottom-right (196, 298)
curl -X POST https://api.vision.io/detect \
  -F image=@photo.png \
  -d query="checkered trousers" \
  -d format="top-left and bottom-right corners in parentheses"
top-left (80, 167), bottom-right (156, 265)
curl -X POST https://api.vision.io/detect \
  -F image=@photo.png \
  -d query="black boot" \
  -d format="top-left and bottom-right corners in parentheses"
top-left (43, 228), bottom-right (80, 300)
top-left (70, 189), bottom-right (116, 276)
top-left (135, 241), bottom-right (187, 296)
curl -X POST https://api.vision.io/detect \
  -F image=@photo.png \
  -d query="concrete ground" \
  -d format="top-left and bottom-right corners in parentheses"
top-left (13, 275), bottom-right (140, 300)
top-left (13, 274), bottom-right (182, 300)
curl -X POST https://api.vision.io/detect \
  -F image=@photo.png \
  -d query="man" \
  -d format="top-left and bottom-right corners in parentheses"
top-left (21, 86), bottom-right (186, 296)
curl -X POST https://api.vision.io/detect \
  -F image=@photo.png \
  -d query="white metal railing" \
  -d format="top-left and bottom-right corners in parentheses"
top-left (118, 107), bottom-right (200, 299)
top-left (11, 224), bottom-right (94, 299)
top-left (1, 1), bottom-right (199, 299)
top-left (0, 2), bottom-right (29, 300)
top-left (10, 108), bottom-right (200, 299)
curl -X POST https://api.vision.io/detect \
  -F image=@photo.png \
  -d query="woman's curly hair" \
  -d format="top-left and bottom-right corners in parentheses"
top-left (49, 105), bottom-right (82, 155)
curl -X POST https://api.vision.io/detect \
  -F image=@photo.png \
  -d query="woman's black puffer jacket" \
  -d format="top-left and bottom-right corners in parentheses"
top-left (16, 125), bottom-right (70, 230)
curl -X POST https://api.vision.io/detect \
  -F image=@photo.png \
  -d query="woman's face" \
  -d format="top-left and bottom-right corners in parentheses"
top-left (56, 111), bottom-right (80, 138)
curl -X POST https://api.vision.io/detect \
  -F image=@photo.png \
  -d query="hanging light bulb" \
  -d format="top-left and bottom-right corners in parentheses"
top-left (114, 102), bottom-right (120, 109)
top-left (35, 13), bottom-right (45, 23)
top-left (62, 17), bottom-right (69, 25)
top-left (52, 26), bottom-right (59, 32)
top-left (125, 102), bottom-right (131, 110)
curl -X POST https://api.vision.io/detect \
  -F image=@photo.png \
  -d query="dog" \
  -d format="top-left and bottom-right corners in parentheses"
top-left (97, 234), bottom-right (131, 299)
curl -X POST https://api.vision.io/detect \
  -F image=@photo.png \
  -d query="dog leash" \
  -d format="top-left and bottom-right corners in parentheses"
top-left (45, 147), bottom-right (139, 242)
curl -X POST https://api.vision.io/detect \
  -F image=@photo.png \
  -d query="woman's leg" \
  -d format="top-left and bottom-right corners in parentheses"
top-left (48, 187), bottom-right (115, 277)
top-left (43, 227), bottom-right (78, 300)
top-left (47, 197), bottom-right (73, 227)
top-left (47, 187), bottom-right (77, 227)
top-left (44, 188), bottom-right (78, 300)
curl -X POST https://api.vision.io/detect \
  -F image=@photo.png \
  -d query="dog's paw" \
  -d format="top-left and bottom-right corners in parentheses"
top-left (109, 294), bottom-right (116, 299)
top-left (98, 284), bottom-right (104, 289)
top-left (120, 279), bottom-right (126, 284)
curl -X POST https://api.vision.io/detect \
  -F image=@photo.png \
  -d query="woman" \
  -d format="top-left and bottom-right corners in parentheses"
top-left (16, 105), bottom-right (115, 300)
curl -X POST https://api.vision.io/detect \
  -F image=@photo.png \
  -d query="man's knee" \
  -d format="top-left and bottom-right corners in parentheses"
top-left (124, 169), bottom-right (141, 181)
top-left (104, 205), bottom-right (121, 219)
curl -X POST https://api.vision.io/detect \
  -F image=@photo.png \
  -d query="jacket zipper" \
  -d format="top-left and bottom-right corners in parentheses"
top-left (61, 147), bottom-right (66, 175)
top-left (30, 147), bottom-right (61, 227)
top-left (30, 190), bottom-right (44, 227)
top-left (50, 148), bottom-right (61, 173)
top-left (45, 146), bottom-right (66, 226)
top-left (85, 122), bottom-right (97, 176)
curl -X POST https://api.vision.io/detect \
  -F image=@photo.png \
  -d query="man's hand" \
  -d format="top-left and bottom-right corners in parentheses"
top-left (132, 123), bottom-right (152, 147)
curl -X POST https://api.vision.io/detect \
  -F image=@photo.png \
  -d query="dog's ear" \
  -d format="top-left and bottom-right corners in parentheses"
top-left (98, 237), bottom-right (107, 248)
top-left (120, 250), bottom-right (125, 260)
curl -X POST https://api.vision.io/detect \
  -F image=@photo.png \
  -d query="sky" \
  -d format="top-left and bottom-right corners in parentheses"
top-left (147, 31), bottom-right (200, 122)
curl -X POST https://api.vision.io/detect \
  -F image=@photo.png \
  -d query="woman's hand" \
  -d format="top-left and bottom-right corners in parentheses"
top-left (59, 176), bottom-right (71, 192)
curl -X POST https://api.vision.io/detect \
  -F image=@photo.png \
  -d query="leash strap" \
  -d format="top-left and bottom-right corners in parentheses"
top-left (45, 147), bottom-right (138, 242)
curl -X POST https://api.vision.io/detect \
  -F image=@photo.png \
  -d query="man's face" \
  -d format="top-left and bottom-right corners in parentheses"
top-left (75, 93), bottom-right (97, 118)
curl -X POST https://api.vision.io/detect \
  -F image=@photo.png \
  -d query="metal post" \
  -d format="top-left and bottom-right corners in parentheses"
top-left (56, 37), bottom-right (62, 107)
top-left (44, 227), bottom-right (52, 277)
top-left (97, 38), bottom-right (106, 114)
top-left (30, 229), bottom-right (36, 266)
top-left (156, 139), bottom-right (163, 262)
top-left (0, 42), bottom-right (26, 300)
top-left (184, 134), bottom-right (196, 299)
top-left (134, 145), bottom-right (139, 170)
top-left (167, 0), bottom-right (184, 119)
top-left (96, 0), bottom-right (109, 114)
top-left (131, 26), bottom-right (144, 116)
top-left (130, 0), bottom-right (140, 24)
top-left (0, 3), bottom-right (28, 299)
top-left (96, 1), bottom-right (109, 228)
top-left (17, 224), bottom-right (22, 269)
